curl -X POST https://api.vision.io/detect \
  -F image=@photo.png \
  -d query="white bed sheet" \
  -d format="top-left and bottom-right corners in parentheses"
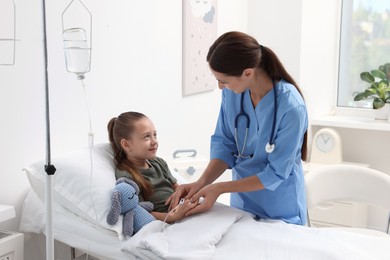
top-left (20, 190), bottom-right (390, 260)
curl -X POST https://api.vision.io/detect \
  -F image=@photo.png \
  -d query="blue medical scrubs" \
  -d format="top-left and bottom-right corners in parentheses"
top-left (210, 80), bottom-right (308, 225)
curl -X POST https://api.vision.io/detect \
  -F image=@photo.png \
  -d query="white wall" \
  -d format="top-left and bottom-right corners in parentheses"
top-left (300, 0), bottom-right (341, 119)
top-left (0, 0), bottom-right (248, 233)
top-left (248, 0), bottom-right (303, 85)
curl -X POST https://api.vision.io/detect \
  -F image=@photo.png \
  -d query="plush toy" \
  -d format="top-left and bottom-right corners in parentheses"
top-left (107, 177), bottom-right (155, 237)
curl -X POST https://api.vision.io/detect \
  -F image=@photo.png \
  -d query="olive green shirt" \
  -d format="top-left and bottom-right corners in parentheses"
top-left (115, 157), bottom-right (177, 213)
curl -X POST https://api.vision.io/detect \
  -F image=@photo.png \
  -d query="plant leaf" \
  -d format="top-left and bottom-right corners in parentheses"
top-left (373, 98), bottom-right (385, 109)
top-left (379, 63), bottom-right (390, 80)
top-left (360, 71), bottom-right (375, 84)
top-left (354, 92), bottom-right (369, 101)
top-left (364, 87), bottom-right (377, 95)
top-left (371, 69), bottom-right (386, 80)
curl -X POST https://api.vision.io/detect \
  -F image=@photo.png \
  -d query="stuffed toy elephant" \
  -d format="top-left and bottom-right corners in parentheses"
top-left (106, 177), bottom-right (155, 237)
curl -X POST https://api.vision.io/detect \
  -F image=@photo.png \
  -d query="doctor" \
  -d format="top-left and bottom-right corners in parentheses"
top-left (168, 31), bottom-right (308, 225)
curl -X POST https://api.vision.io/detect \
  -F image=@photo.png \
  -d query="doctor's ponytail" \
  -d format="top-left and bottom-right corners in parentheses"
top-left (259, 46), bottom-right (308, 161)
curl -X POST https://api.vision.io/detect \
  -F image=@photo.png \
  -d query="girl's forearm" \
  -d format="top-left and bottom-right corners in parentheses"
top-left (151, 211), bottom-right (175, 223)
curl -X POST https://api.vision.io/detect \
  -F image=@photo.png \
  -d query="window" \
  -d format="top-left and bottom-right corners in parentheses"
top-left (337, 0), bottom-right (390, 108)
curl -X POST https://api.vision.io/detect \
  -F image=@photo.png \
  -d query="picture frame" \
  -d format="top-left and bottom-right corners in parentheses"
top-left (182, 0), bottom-right (218, 96)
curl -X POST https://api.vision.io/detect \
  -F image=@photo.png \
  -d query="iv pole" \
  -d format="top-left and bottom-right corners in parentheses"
top-left (41, 0), bottom-right (56, 259)
top-left (41, 1), bottom-right (92, 258)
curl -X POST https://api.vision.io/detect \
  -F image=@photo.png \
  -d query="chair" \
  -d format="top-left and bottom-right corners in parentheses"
top-left (305, 164), bottom-right (390, 236)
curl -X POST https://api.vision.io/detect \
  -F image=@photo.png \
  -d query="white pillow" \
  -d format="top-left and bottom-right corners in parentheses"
top-left (23, 143), bottom-right (122, 236)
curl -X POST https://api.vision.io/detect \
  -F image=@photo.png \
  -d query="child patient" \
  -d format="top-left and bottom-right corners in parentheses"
top-left (107, 111), bottom-right (195, 223)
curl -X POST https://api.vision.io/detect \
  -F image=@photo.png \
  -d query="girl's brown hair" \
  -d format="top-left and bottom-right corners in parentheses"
top-left (207, 31), bottom-right (307, 161)
top-left (107, 111), bottom-right (153, 199)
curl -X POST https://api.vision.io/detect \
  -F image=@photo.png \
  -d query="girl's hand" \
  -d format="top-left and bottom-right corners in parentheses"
top-left (165, 199), bottom-right (196, 223)
top-left (166, 181), bottom-right (203, 211)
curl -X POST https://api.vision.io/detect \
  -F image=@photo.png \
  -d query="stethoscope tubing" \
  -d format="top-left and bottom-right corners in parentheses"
top-left (233, 84), bottom-right (277, 158)
top-left (235, 93), bottom-right (250, 128)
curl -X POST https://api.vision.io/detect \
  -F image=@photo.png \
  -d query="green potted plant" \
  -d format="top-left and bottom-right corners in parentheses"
top-left (353, 63), bottom-right (390, 119)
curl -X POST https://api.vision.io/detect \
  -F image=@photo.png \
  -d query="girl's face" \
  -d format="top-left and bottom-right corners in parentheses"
top-left (121, 117), bottom-right (158, 163)
top-left (211, 69), bottom-right (252, 94)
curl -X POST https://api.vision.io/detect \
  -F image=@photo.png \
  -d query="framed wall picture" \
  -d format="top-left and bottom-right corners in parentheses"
top-left (182, 0), bottom-right (218, 96)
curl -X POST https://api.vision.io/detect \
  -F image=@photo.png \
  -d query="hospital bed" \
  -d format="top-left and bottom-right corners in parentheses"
top-left (19, 143), bottom-right (390, 260)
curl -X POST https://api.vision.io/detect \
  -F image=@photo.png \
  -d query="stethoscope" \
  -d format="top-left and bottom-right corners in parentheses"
top-left (232, 85), bottom-right (277, 158)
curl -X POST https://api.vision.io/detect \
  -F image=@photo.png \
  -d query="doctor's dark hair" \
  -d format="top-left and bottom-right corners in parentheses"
top-left (207, 31), bottom-right (307, 160)
top-left (107, 111), bottom-right (153, 200)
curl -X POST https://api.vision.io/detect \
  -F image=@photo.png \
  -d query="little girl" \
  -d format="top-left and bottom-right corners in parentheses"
top-left (107, 111), bottom-right (195, 223)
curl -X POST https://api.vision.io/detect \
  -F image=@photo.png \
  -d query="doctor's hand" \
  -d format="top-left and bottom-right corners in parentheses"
top-left (166, 181), bottom-right (203, 211)
top-left (185, 183), bottom-right (221, 217)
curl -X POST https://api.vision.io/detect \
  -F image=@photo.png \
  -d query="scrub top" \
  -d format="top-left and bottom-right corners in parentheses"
top-left (210, 80), bottom-right (308, 225)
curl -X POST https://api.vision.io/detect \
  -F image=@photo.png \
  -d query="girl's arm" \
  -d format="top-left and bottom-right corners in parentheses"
top-left (151, 211), bottom-right (172, 223)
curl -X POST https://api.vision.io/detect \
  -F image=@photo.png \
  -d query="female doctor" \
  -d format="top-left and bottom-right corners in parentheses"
top-left (167, 31), bottom-right (308, 225)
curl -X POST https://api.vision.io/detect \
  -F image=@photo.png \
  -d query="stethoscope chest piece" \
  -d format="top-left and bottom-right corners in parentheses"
top-left (265, 142), bottom-right (275, 153)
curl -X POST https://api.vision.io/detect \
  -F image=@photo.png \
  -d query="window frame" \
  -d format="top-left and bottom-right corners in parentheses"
top-left (335, 0), bottom-right (389, 118)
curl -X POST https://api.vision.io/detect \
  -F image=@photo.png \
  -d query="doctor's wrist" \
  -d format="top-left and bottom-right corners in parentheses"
top-left (212, 182), bottom-right (226, 196)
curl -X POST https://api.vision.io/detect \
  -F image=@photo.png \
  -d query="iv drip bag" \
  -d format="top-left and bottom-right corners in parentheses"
top-left (63, 28), bottom-right (90, 80)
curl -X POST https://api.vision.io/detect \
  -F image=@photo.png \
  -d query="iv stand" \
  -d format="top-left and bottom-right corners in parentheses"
top-left (41, 0), bottom-right (92, 257)
top-left (41, 0), bottom-right (56, 259)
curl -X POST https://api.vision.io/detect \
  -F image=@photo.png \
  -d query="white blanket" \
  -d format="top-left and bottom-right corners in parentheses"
top-left (122, 204), bottom-right (249, 260)
top-left (122, 204), bottom-right (390, 260)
